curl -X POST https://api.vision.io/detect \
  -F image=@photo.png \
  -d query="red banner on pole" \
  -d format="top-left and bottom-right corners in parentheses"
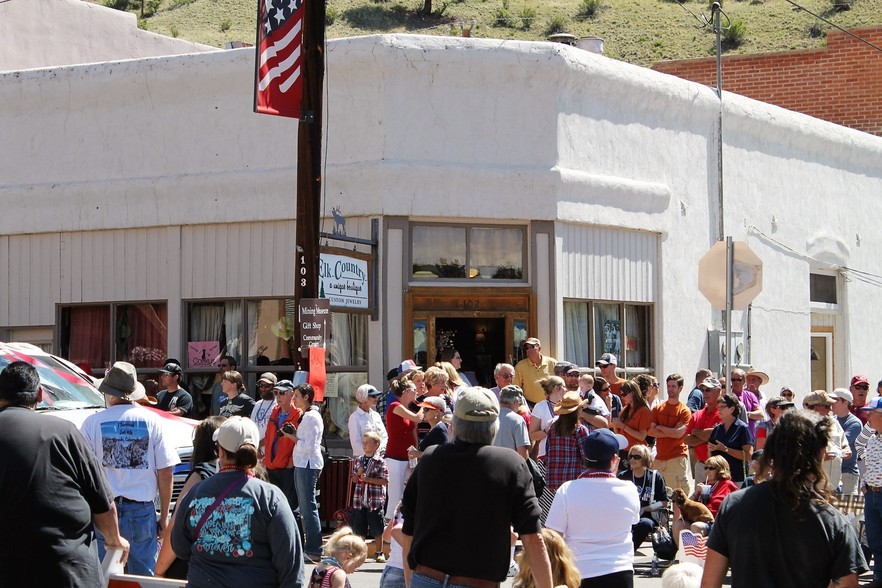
top-left (254, 0), bottom-right (305, 118)
top-left (308, 346), bottom-right (326, 402)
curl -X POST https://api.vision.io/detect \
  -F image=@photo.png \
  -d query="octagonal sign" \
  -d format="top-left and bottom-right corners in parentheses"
top-left (698, 241), bottom-right (763, 310)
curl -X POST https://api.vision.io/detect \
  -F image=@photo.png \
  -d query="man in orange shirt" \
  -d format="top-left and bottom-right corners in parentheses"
top-left (684, 377), bottom-right (723, 484)
top-left (595, 353), bottom-right (626, 396)
top-left (649, 373), bottom-right (693, 495)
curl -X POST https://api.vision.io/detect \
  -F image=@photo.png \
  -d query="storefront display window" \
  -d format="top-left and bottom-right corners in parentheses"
top-left (564, 300), bottom-right (652, 371)
top-left (411, 224), bottom-right (525, 281)
top-left (59, 302), bottom-right (167, 376)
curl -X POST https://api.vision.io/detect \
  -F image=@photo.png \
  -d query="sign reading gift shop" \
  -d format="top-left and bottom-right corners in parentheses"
top-left (298, 298), bottom-right (330, 359)
top-left (319, 249), bottom-right (371, 309)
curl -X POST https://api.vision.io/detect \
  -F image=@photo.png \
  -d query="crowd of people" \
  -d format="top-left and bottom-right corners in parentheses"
top-left (1, 337), bottom-right (879, 587)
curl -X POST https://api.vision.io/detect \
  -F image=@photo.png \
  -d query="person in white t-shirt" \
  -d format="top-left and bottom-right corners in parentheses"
top-left (81, 361), bottom-right (181, 576)
top-left (546, 429), bottom-right (640, 588)
top-left (251, 372), bottom-right (278, 452)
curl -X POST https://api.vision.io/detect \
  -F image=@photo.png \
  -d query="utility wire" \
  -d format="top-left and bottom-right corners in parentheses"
top-left (782, 0), bottom-right (882, 53)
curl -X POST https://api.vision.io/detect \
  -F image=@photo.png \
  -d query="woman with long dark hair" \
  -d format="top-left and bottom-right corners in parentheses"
top-left (170, 417), bottom-right (303, 586)
top-left (156, 416), bottom-right (226, 578)
top-left (291, 383), bottom-right (324, 558)
top-left (612, 380), bottom-right (652, 461)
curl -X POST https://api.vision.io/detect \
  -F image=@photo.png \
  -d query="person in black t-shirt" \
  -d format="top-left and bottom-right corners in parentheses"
top-left (0, 361), bottom-right (130, 586)
top-left (156, 362), bottom-right (196, 419)
top-left (401, 387), bottom-right (553, 588)
top-left (218, 370), bottom-right (256, 419)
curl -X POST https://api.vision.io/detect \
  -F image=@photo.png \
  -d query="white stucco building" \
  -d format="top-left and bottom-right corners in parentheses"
top-left (2, 26), bottom-right (881, 427)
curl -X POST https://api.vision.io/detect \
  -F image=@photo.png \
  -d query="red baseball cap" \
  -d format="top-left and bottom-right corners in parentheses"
top-left (851, 375), bottom-right (869, 386)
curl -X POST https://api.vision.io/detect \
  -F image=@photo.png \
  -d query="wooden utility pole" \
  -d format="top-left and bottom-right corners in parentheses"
top-left (291, 0), bottom-right (326, 368)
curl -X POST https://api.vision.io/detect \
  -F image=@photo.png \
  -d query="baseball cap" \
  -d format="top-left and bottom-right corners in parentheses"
top-left (851, 375), bottom-right (870, 386)
top-left (860, 398), bottom-right (882, 412)
top-left (831, 388), bottom-right (853, 403)
top-left (700, 377), bottom-right (722, 390)
top-left (159, 362), bottom-right (183, 377)
top-left (454, 387), bottom-right (499, 422)
top-left (804, 391), bottom-right (835, 408)
top-left (595, 353), bottom-right (617, 367)
top-left (257, 372), bottom-right (278, 386)
top-left (524, 337), bottom-right (541, 347)
top-left (399, 359), bottom-right (420, 374)
top-left (355, 384), bottom-right (382, 403)
top-left (581, 429), bottom-right (628, 464)
top-left (213, 416), bottom-right (260, 452)
top-left (96, 361), bottom-right (146, 399)
top-left (274, 379), bottom-right (295, 392)
top-left (418, 396), bottom-right (447, 412)
top-left (554, 362), bottom-right (574, 376)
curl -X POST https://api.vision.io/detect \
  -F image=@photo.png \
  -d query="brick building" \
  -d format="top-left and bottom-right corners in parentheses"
top-left (652, 26), bottom-right (882, 136)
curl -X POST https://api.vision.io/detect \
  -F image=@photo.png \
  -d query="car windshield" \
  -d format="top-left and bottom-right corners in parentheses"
top-left (0, 346), bottom-right (105, 410)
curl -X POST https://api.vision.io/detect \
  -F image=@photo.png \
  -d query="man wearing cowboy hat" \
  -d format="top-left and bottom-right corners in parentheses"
top-left (82, 361), bottom-right (181, 576)
top-left (745, 368), bottom-right (769, 402)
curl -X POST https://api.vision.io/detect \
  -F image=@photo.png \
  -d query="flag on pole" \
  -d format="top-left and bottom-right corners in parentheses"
top-left (254, 0), bottom-right (305, 118)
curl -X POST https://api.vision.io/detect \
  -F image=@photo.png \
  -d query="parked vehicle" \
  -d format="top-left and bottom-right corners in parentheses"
top-left (0, 342), bottom-right (196, 512)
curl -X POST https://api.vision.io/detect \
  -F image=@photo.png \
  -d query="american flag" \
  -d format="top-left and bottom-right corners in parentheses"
top-left (254, 0), bottom-right (305, 118)
top-left (681, 530), bottom-right (708, 559)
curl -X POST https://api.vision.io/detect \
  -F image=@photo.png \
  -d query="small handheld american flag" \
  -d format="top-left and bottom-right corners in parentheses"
top-left (680, 530), bottom-right (709, 560)
top-left (254, 0), bottom-right (305, 118)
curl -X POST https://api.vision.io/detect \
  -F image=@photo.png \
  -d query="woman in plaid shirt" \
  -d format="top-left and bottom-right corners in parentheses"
top-left (351, 432), bottom-right (389, 563)
top-left (541, 392), bottom-right (590, 524)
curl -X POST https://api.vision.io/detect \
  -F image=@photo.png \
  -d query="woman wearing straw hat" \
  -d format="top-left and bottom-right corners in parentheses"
top-left (541, 391), bottom-right (590, 523)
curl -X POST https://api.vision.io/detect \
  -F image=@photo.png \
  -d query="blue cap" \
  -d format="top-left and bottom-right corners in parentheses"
top-left (860, 398), bottom-right (882, 411)
top-left (581, 429), bottom-right (628, 463)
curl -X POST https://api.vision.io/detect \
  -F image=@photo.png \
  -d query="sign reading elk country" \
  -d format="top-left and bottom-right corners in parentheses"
top-left (298, 298), bottom-right (330, 358)
top-left (319, 252), bottom-right (369, 309)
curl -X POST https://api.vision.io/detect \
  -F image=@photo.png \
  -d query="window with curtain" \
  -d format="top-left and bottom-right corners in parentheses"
top-left (59, 303), bottom-right (167, 375)
top-left (60, 306), bottom-right (110, 374)
top-left (563, 300), bottom-right (653, 371)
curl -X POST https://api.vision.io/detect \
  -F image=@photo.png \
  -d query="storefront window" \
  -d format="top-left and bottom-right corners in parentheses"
top-left (328, 312), bottom-right (368, 368)
top-left (187, 301), bottom-right (243, 368)
top-left (60, 305), bottom-right (110, 374)
top-left (411, 224), bottom-right (525, 281)
top-left (594, 303), bottom-right (622, 358)
top-left (469, 227), bottom-right (523, 279)
top-left (247, 299), bottom-right (297, 368)
top-left (59, 303), bottom-right (167, 376)
top-left (117, 303), bottom-right (168, 369)
top-left (412, 226), bottom-right (466, 278)
top-left (563, 300), bottom-right (652, 372)
top-left (512, 319), bottom-right (528, 364)
top-left (413, 319), bottom-right (428, 368)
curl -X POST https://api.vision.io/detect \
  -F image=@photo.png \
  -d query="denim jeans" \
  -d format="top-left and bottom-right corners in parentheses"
top-left (412, 571), bottom-right (485, 588)
top-left (865, 490), bottom-right (882, 581)
top-left (294, 466), bottom-right (322, 554)
top-left (96, 499), bottom-right (157, 576)
top-left (268, 467), bottom-right (299, 515)
top-left (380, 566), bottom-right (406, 588)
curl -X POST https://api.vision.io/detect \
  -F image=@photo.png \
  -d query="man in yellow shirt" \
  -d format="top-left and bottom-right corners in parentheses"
top-left (515, 337), bottom-right (556, 405)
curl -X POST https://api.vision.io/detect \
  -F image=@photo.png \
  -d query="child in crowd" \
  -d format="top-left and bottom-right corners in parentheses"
top-left (311, 526), bottom-right (368, 588)
top-left (661, 562), bottom-right (702, 588)
top-left (379, 503), bottom-right (405, 588)
top-left (350, 432), bottom-right (389, 562)
top-left (512, 528), bottom-right (581, 588)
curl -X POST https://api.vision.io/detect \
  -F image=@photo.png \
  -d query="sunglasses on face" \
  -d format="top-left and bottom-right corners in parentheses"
top-left (257, 383), bottom-right (273, 388)
top-left (855, 385), bottom-right (870, 391)
top-left (628, 454), bottom-right (642, 460)
top-left (730, 378), bottom-right (744, 382)
top-left (705, 466), bottom-right (718, 471)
